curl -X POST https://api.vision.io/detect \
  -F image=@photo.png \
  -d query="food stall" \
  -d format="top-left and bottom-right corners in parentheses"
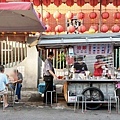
top-left (37, 33), bottom-right (120, 110)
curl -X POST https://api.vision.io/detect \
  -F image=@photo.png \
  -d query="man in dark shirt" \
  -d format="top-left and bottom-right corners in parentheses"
top-left (74, 56), bottom-right (88, 73)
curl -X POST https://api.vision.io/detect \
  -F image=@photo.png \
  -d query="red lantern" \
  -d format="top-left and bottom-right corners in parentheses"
top-left (90, 25), bottom-right (98, 31)
top-left (22, 0), bottom-right (30, 1)
top-left (43, 11), bottom-right (50, 20)
top-left (113, 0), bottom-right (120, 7)
top-left (0, 0), bottom-right (6, 2)
top-left (45, 25), bottom-right (51, 32)
top-left (113, 12), bottom-right (120, 20)
top-left (66, 0), bottom-right (74, 7)
top-left (101, 25), bottom-right (109, 33)
top-left (90, 0), bottom-right (98, 7)
top-left (42, 0), bottom-right (51, 7)
top-left (54, 0), bottom-right (62, 7)
top-left (77, 12), bottom-right (85, 20)
top-left (66, 11), bottom-right (73, 19)
top-left (76, 0), bottom-right (85, 7)
top-left (55, 25), bottom-right (64, 33)
top-left (101, 12), bottom-right (109, 20)
top-left (33, 0), bottom-right (41, 6)
top-left (53, 11), bottom-right (61, 20)
top-left (111, 24), bottom-right (120, 32)
top-left (89, 12), bottom-right (97, 19)
top-left (78, 25), bottom-right (86, 33)
top-left (101, 0), bottom-right (110, 7)
top-left (67, 25), bottom-right (75, 33)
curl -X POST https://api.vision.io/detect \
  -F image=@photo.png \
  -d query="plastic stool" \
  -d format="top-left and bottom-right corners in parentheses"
top-left (46, 90), bottom-right (57, 106)
top-left (74, 95), bottom-right (84, 113)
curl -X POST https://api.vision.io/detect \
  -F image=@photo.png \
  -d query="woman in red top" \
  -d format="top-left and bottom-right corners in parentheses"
top-left (94, 55), bottom-right (105, 77)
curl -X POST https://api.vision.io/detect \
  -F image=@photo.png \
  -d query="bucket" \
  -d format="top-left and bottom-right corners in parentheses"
top-left (55, 84), bottom-right (63, 93)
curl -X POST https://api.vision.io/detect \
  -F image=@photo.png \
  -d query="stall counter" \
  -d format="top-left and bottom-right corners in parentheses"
top-left (63, 79), bottom-right (120, 106)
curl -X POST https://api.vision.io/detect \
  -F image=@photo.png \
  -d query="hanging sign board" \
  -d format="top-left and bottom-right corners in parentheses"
top-left (74, 44), bottom-right (113, 55)
top-left (68, 47), bottom-right (74, 56)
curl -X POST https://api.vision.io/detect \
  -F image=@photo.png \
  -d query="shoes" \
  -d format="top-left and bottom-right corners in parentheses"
top-left (0, 100), bottom-right (3, 103)
top-left (41, 94), bottom-right (44, 97)
top-left (4, 104), bottom-right (10, 108)
top-left (15, 100), bottom-right (19, 103)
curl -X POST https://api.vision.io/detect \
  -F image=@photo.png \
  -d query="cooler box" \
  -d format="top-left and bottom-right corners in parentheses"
top-left (38, 82), bottom-right (55, 94)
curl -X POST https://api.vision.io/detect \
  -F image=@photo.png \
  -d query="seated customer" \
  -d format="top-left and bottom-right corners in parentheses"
top-left (0, 65), bottom-right (9, 108)
top-left (94, 55), bottom-right (106, 77)
top-left (74, 56), bottom-right (88, 73)
top-left (13, 70), bottom-right (23, 102)
top-left (9, 69), bottom-right (23, 103)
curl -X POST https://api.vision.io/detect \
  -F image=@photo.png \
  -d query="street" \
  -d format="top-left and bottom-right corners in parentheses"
top-left (0, 104), bottom-right (120, 120)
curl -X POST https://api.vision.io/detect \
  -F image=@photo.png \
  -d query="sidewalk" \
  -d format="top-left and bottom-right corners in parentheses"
top-left (7, 89), bottom-right (72, 110)
top-left (5, 89), bottom-right (120, 111)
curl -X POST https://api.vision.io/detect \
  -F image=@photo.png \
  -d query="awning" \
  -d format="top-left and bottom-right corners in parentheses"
top-left (0, 2), bottom-right (45, 32)
top-left (37, 33), bottom-right (120, 48)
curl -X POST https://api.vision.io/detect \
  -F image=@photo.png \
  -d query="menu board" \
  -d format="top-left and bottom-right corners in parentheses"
top-left (74, 44), bottom-right (113, 55)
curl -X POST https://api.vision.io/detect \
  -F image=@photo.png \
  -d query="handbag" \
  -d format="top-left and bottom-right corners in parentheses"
top-left (43, 76), bottom-right (53, 82)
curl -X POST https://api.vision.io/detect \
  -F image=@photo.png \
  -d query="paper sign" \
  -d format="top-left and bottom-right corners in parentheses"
top-left (74, 44), bottom-right (113, 55)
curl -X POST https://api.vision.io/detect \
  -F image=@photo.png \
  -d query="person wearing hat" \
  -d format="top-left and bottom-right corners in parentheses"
top-left (94, 55), bottom-right (106, 77)
top-left (74, 56), bottom-right (88, 74)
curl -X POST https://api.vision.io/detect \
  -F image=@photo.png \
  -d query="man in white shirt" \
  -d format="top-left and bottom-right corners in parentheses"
top-left (0, 65), bottom-right (9, 108)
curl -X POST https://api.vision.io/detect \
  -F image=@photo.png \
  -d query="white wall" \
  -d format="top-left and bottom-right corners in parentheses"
top-left (5, 37), bottom-right (39, 89)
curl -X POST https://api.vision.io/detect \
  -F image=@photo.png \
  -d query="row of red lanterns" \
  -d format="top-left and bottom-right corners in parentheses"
top-left (45, 24), bottom-right (120, 33)
top-left (41, 11), bottom-right (120, 21)
top-left (101, 24), bottom-right (120, 33)
top-left (0, 0), bottom-right (120, 8)
top-left (31, 0), bottom-right (120, 7)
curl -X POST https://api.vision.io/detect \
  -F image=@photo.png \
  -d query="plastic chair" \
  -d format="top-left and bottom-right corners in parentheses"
top-left (8, 83), bottom-right (17, 107)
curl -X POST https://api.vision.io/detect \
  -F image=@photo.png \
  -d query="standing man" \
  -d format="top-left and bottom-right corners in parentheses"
top-left (14, 69), bottom-right (23, 102)
top-left (0, 65), bottom-right (9, 108)
top-left (43, 51), bottom-right (57, 104)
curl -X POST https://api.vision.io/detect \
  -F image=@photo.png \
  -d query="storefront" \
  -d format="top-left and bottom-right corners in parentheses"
top-left (38, 33), bottom-right (120, 110)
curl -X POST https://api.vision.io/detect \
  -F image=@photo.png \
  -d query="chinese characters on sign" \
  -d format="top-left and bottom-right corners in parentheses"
top-left (74, 44), bottom-right (113, 55)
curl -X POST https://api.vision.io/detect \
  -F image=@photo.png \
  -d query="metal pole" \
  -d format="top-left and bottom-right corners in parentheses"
top-left (15, 41), bottom-right (17, 65)
top-left (1, 41), bottom-right (3, 65)
top-left (41, 0), bottom-right (43, 22)
top-left (7, 37), bottom-right (10, 68)
top-left (99, 0), bottom-right (102, 33)
top-left (5, 37), bottom-right (7, 67)
top-left (11, 41), bottom-right (13, 67)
